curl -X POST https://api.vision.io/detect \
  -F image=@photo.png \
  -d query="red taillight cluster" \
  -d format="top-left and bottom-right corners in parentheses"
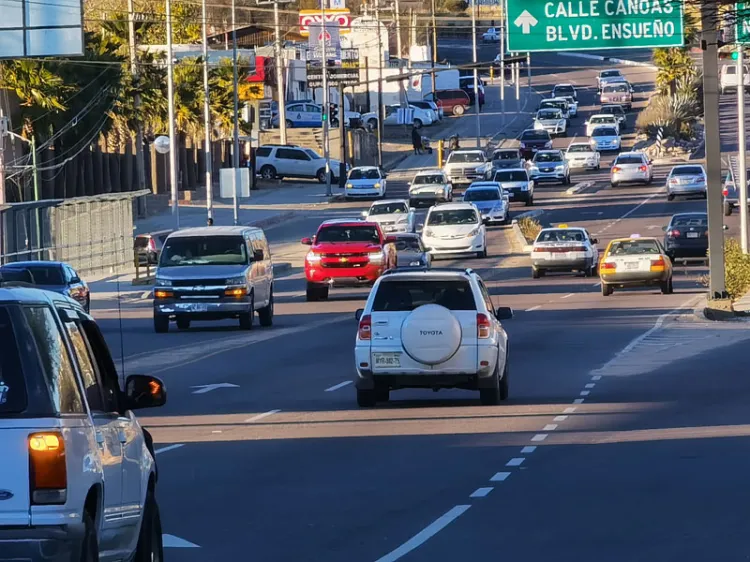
top-left (638, 165), bottom-right (648, 172)
top-left (477, 313), bottom-right (491, 338)
top-left (650, 257), bottom-right (666, 271)
top-left (600, 261), bottom-right (616, 271)
top-left (723, 188), bottom-right (729, 197)
top-left (358, 314), bottom-right (371, 340)
top-left (668, 229), bottom-right (681, 237)
top-left (612, 166), bottom-right (621, 173)
top-left (29, 432), bottom-right (67, 505)
top-left (147, 238), bottom-right (157, 252)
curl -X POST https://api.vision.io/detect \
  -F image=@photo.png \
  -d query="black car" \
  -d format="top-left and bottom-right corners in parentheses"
top-left (518, 129), bottom-right (553, 160)
top-left (0, 260), bottom-right (90, 312)
top-left (663, 212), bottom-right (708, 261)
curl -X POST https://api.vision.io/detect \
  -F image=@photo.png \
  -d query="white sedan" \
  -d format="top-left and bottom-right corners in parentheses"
top-left (362, 199), bottom-right (413, 233)
top-left (345, 166), bottom-right (387, 199)
top-left (483, 27), bottom-right (500, 41)
top-left (565, 142), bottom-right (601, 170)
top-left (589, 125), bottom-right (621, 152)
top-left (363, 104), bottom-right (434, 129)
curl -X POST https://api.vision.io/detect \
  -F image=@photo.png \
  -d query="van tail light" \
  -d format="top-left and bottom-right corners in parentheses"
top-left (668, 229), bottom-right (681, 237)
top-left (358, 314), bottom-right (371, 340)
top-left (639, 165), bottom-right (648, 172)
top-left (723, 188), bottom-right (729, 196)
top-left (600, 261), bottom-right (616, 271)
top-left (650, 257), bottom-right (666, 272)
top-left (612, 166), bottom-right (621, 173)
top-left (147, 238), bottom-right (157, 253)
top-left (477, 313), bottom-right (491, 338)
top-left (29, 432), bottom-right (67, 505)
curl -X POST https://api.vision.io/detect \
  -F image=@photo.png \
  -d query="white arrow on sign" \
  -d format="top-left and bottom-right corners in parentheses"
top-left (190, 383), bottom-right (239, 395)
top-left (514, 10), bottom-right (538, 34)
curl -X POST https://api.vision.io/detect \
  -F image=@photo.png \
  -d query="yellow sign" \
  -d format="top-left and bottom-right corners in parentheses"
top-left (244, 83), bottom-right (264, 101)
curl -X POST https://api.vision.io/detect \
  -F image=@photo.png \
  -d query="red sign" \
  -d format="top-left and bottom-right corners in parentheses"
top-left (299, 10), bottom-right (351, 36)
top-left (247, 55), bottom-right (265, 82)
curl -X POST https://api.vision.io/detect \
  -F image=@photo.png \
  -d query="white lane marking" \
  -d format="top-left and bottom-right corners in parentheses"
top-left (191, 383), bottom-right (239, 395)
top-left (580, 390), bottom-right (591, 396)
top-left (593, 191), bottom-right (659, 236)
top-left (563, 407), bottom-right (577, 414)
top-left (374, 505), bottom-right (471, 562)
top-left (325, 380), bottom-right (353, 392)
top-left (211, 430), bottom-right (222, 434)
top-left (245, 409), bottom-right (281, 423)
top-left (543, 424), bottom-right (558, 431)
top-left (162, 534), bottom-right (200, 548)
top-left (573, 398), bottom-right (585, 404)
top-left (553, 415), bottom-right (568, 422)
top-left (141, 290), bottom-right (151, 299)
top-left (506, 457), bottom-right (525, 467)
top-left (585, 383), bottom-right (596, 389)
top-left (521, 446), bottom-right (537, 454)
top-left (491, 472), bottom-right (511, 482)
top-left (560, 293), bottom-right (575, 299)
top-left (525, 305), bottom-right (542, 311)
top-left (154, 444), bottom-right (184, 455)
top-left (592, 375), bottom-right (602, 381)
top-left (531, 433), bottom-right (548, 442)
top-left (592, 282), bottom-right (601, 287)
top-left (470, 487), bottom-right (494, 498)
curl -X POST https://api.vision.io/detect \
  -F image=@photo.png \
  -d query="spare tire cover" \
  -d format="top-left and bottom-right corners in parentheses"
top-left (401, 304), bottom-right (462, 365)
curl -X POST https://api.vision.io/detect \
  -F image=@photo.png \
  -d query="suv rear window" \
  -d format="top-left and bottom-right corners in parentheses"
top-left (615, 155), bottom-right (644, 165)
top-left (373, 280), bottom-right (476, 311)
top-left (0, 306), bottom-right (27, 414)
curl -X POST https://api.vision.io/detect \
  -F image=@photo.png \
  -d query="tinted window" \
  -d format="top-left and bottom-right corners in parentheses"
top-left (535, 152), bottom-right (563, 163)
top-left (316, 226), bottom-right (380, 243)
top-left (80, 319), bottom-right (120, 413)
top-left (277, 148), bottom-right (308, 160)
top-left (520, 130), bottom-right (550, 140)
top-left (609, 240), bottom-right (661, 255)
top-left (0, 306), bottom-right (27, 414)
top-left (160, 236), bottom-right (248, 267)
top-left (5, 265), bottom-right (64, 285)
top-left (372, 280), bottom-right (476, 311)
top-left (349, 168), bottom-right (380, 180)
top-left (538, 110), bottom-right (562, 119)
top-left (494, 170), bottom-right (528, 182)
top-left (134, 237), bottom-right (149, 249)
top-left (537, 229), bottom-right (585, 242)
top-left (554, 85), bottom-right (574, 94)
top-left (672, 166), bottom-right (704, 175)
top-left (393, 237), bottom-right (422, 251)
top-left (59, 311), bottom-right (104, 412)
top-left (601, 70), bottom-right (621, 77)
top-left (305, 149), bottom-right (322, 160)
top-left (672, 215), bottom-right (708, 227)
top-left (256, 147), bottom-right (272, 158)
top-left (413, 174), bottom-right (445, 184)
top-left (426, 209), bottom-right (479, 226)
top-left (606, 84), bottom-right (629, 93)
top-left (447, 152), bottom-right (484, 163)
top-left (464, 189), bottom-right (501, 201)
top-left (567, 145), bottom-right (593, 153)
top-left (22, 306), bottom-right (84, 414)
top-left (370, 203), bottom-right (408, 215)
top-left (494, 150), bottom-right (520, 160)
top-left (616, 155), bottom-right (645, 164)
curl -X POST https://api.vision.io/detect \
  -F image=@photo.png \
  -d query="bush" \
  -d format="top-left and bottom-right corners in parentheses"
top-left (517, 216), bottom-right (542, 243)
top-left (723, 238), bottom-right (750, 300)
top-left (635, 93), bottom-right (700, 140)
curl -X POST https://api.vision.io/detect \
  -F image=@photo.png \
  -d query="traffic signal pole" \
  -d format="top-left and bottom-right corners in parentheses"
top-left (322, 1), bottom-right (332, 196)
top-left (339, 83), bottom-right (346, 189)
top-left (738, 47), bottom-right (749, 253)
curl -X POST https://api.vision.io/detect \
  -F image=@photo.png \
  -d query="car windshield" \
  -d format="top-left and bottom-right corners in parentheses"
top-left (0, 306), bottom-right (27, 415)
top-left (393, 237), bottom-right (422, 251)
top-left (521, 130), bottom-right (550, 140)
top-left (535, 152), bottom-right (562, 163)
top-left (494, 170), bottom-right (528, 181)
top-left (541, 101), bottom-right (565, 110)
top-left (372, 280), bottom-right (476, 311)
top-left (370, 203), bottom-right (408, 215)
top-left (427, 209), bottom-right (479, 225)
top-left (593, 128), bottom-right (618, 137)
top-left (305, 149), bottom-right (322, 160)
top-left (538, 110), bottom-right (561, 119)
top-left (447, 152), bottom-right (484, 163)
top-left (567, 145), bottom-right (592, 153)
top-left (413, 174), bottom-right (445, 185)
top-left (2, 265), bottom-right (64, 285)
top-left (591, 116), bottom-right (615, 124)
top-left (160, 236), bottom-right (248, 266)
top-left (609, 240), bottom-right (661, 255)
top-left (316, 226), bottom-right (380, 244)
top-left (616, 155), bottom-right (645, 164)
top-left (554, 86), bottom-right (574, 94)
top-left (494, 150), bottom-right (519, 160)
top-left (671, 215), bottom-right (708, 227)
top-left (606, 84), bottom-right (629, 93)
top-left (349, 168), bottom-right (380, 180)
top-left (603, 106), bottom-right (624, 114)
top-left (602, 70), bottom-right (621, 78)
top-left (672, 166), bottom-right (704, 175)
top-left (537, 229), bottom-right (585, 242)
top-left (464, 189), bottom-right (500, 201)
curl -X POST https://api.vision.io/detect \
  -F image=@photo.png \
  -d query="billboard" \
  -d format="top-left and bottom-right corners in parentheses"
top-left (0, 0), bottom-right (84, 58)
top-left (299, 9), bottom-right (352, 36)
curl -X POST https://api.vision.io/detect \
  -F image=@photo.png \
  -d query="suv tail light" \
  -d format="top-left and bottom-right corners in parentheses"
top-left (477, 313), bottom-right (491, 338)
top-left (612, 166), bottom-right (621, 173)
top-left (358, 314), bottom-right (372, 340)
top-left (723, 188), bottom-right (729, 197)
top-left (147, 238), bottom-right (157, 252)
top-left (650, 257), bottom-right (666, 271)
top-left (29, 432), bottom-right (67, 505)
top-left (639, 165), bottom-right (648, 172)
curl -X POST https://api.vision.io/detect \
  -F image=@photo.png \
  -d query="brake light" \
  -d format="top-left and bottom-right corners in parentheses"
top-left (29, 432), bottom-right (67, 505)
top-left (668, 229), bottom-right (680, 237)
top-left (650, 257), bottom-right (666, 271)
top-left (639, 165), bottom-right (648, 172)
top-left (723, 188), bottom-right (729, 196)
top-left (477, 313), bottom-right (491, 338)
top-left (569, 246), bottom-right (587, 252)
top-left (669, 177), bottom-right (678, 184)
top-left (600, 261), bottom-right (616, 271)
top-left (612, 166), bottom-right (621, 173)
top-left (358, 314), bottom-right (371, 340)
top-left (147, 238), bottom-right (157, 252)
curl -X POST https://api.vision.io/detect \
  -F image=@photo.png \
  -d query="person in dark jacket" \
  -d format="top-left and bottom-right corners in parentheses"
top-left (411, 126), bottom-right (422, 154)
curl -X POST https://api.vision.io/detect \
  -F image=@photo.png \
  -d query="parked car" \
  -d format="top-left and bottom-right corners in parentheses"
top-left (610, 151), bottom-right (653, 187)
top-left (565, 142), bottom-right (601, 171)
top-left (421, 203), bottom-right (487, 258)
top-left (154, 226), bottom-right (275, 331)
top-left (390, 232), bottom-right (432, 268)
top-left (462, 182), bottom-right (510, 225)
top-left (533, 108), bottom-right (567, 137)
top-left (408, 100), bottom-right (442, 121)
top-left (362, 199), bottom-right (413, 234)
top-left (443, 148), bottom-right (488, 186)
top-left (492, 168), bottom-right (534, 206)
top-left (0, 285), bottom-right (166, 561)
top-left (666, 164), bottom-right (707, 200)
top-left (599, 104), bottom-right (628, 129)
top-left (482, 27), bottom-right (501, 41)
top-left (409, 169), bottom-right (453, 206)
top-left (529, 150), bottom-right (571, 185)
top-left (301, 219), bottom-right (397, 301)
top-left (585, 114), bottom-right (620, 137)
top-left (458, 76), bottom-right (486, 107)
top-left (272, 101), bottom-right (361, 128)
top-left (0, 260), bottom-right (90, 312)
top-left (134, 230), bottom-right (173, 266)
top-left (720, 63), bottom-right (750, 94)
top-left (256, 144), bottom-right (345, 183)
top-left (600, 81), bottom-right (633, 110)
top-left (663, 212), bottom-right (709, 261)
top-left (589, 125), bottom-right (622, 152)
top-left (345, 166), bottom-right (387, 199)
top-left (518, 129), bottom-right (553, 160)
top-left (423, 89), bottom-right (471, 116)
top-left (363, 104), bottom-right (434, 129)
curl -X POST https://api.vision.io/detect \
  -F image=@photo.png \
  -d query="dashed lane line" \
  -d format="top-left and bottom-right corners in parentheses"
top-left (325, 380), bottom-right (353, 392)
top-left (245, 409), bottom-right (281, 423)
top-left (470, 487), bottom-right (494, 498)
top-left (490, 472), bottom-right (511, 482)
top-left (154, 444), bottom-right (184, 455)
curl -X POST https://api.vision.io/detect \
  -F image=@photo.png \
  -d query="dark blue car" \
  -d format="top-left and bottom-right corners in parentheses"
top-left (0, 261), bottom-right (90, 312)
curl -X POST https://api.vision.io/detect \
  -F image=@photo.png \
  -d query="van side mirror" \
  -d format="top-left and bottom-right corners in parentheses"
top-left (355, 308), bottom-right (364, 321)
top-left (125, 375), bottom-right (166, 410)
top-left (495, 307), bottom-right (513, 320)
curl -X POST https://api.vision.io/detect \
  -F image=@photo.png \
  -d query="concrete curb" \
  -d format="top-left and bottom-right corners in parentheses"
top-left (510, 219), bottom-right (530, 250)
top-left (557, 52), bottom-right (658, 70)
top-left (566, 180), bottom-right (596, 195)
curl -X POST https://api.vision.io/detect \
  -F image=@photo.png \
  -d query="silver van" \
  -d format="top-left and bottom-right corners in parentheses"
top-left (153, 226), bottom-right (274, 332)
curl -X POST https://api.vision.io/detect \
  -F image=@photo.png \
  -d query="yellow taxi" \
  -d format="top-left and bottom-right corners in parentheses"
top-left (599, 235), bottom-right (674, 296)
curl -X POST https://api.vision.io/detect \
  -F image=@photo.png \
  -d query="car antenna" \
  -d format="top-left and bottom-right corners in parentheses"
top-left (116, 276), bottom-right (127, 388)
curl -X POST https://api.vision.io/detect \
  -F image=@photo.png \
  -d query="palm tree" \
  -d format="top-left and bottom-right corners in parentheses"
top-left (653, 47), bottom-right (695, 96)
top-left (209, 57), bottom-right (253, 140)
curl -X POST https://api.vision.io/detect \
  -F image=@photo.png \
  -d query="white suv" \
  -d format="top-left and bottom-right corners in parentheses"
top-left (0, 286), bottom-right (166, 561)
top-left (354, 268), bottom-right (512, 406)
top-left (256, 144), bottom-right (345, 183)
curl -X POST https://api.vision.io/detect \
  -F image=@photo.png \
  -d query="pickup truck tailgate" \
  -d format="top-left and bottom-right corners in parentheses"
top-left (0, 428), bottom-right (30, 526)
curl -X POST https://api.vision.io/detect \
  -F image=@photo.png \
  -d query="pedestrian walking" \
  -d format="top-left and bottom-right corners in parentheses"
top-left (411, 125), bottom-right (422, 155)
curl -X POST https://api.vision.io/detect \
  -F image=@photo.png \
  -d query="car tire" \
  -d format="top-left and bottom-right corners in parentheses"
top-left (357, 388), bottom-right (377, 407)
top-left (479, 361), bottom-right (502, 406)
top-left (153, 315), bottom-right (169, 333)
top-left (503, 215), bottom-right (511, 225)
top-left (525, 196), bottom-right (534, 207)
top-left (561, 130), bottom-right (568, 137)
top-left (176, 318), bottom-right (190, 330)
top-left (646, 175), bottom-right (653, 185)
top-left (453, 105), bottom-right (465, 116)
top-left (611, 182), bottom-right (619, 188)
top-left (84, 296), bottom-right (91, 314)
top-left (260, 165), bottom-right (277, 180)
top-left (367, 118), bottom-right (378, 130)
top-left (239, 295), bottom-right (254, 330)
top-left (316, 168), bottom-right (330, 183)
top-left (81, 510), bottom-right (98, 562)
top-left (258, 290), bottom-right (274, 327)
top-left (531, 267), bottom-right (541, 279)
top-left (661, 277), bottom-right (674, 295)
top-left (724, 202), bottom-right (733, 216)
top-left (601, 283), bottom-right (613, 296)
top-left (376, 385), bottom-right (390, 403)
top-left (477, 246), bottom-right (487, 259)
top-left (667, 193), bottom-right (675, 201)
top-left (134, 489), bottom-right (164, 562)
top-left (285, 119), bottom-right (294, 129)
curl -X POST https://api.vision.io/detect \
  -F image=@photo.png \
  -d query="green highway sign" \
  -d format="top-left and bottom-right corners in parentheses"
top-left (737, 3), bottom-right (750, 45)
top-left (505, 0), bottom-right (685, 52)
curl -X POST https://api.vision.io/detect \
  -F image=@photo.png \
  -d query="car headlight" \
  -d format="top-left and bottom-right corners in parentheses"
top-left (155, 278), bottom-right (171, 287)
top-left (534, 121), bottom-right (543, 129)
top-left (409, 260), bottom-right (423, 266)
top-left (306, 251), bottom-right (321, 263)
top-left (374, 182), bottom-right (381, 188)
top-left (225, 276), bottom-right (245, 286)
top-left (397, 216), bottom-right (408, 223)
top-left (467, 227), bottom-right (480, 237)
top-left (555, 164), bottom-right (564, 170)
top-left (558, 120), bottom-right (566, 127)
top-left (520, 183), bottom-right (529, 191)
top-left (368, 251), bottom-right (384, 264)
top-left (346, 183), bottom-right (353, 189)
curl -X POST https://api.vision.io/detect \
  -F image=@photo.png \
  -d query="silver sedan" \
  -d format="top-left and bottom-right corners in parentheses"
top-left (666, 164), bottom-right (707, 200)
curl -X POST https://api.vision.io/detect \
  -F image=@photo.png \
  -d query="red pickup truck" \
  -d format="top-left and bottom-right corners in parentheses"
top-left (302, 219), bottom-right (398, 301)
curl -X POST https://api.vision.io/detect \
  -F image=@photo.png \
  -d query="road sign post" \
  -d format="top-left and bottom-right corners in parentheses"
top-left (505, 0), bottom-right (685, 52)
top-left (737, 2), bottom-right (750, 253)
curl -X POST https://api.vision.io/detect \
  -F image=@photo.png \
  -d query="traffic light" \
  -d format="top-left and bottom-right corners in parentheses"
top-left (329, 103), bottom-right (339, 125)
top-left (733, 51), bottom-right (740, 60)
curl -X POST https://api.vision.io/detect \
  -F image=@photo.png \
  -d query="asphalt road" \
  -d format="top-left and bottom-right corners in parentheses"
top-left (91, 50), bottom-right (750, 561)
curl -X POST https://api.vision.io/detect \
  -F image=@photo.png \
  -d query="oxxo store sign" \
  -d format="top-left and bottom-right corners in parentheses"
top-left (506, 0), bottom-right (685, 52)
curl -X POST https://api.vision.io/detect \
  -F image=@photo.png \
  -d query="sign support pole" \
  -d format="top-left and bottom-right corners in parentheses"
top-left (231, 0), bottom-right (241, 225)
top-left (339, 83), bottom-right (346, 188)
top-left (127, 0), bottom-right (146, 195)
top-left (431, 0), bottom-right (438, 95)
top-left (274, 0), bottom-right (288, 145)
top-left (201, 0), bottom-right (213, 221)
top-left (375, 5), bottom-right (384, 168)
top-left (471, 0), bottom-right (481, 147)
top-left (739, 47), bottom-right (749, 253)
top-left (323, 0), bottom-right (332, 196)
top-left (165, 0), bottom-right (179, 229)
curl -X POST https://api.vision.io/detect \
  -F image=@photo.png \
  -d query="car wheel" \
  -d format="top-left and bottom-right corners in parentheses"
top-left (661, 277), bottom-right (674, 295)
top-left (525, 196), bottom-right (534, 207)
top-left (285, 119), bottom-right (294, 129)
top-left (611, 182), bottom-right (619, 188)
top-left (477, 246), bottom-right (487, 258)
top-left (331, 117), bottom-right (340, 127)
top-left (531, 267), bottom-right (540, 279)
top-left (84, 296), bottom-right (91, 314)
top-left (479, 361), bottom-right (502, 406)
top-left (667, 193), bottom-right (675, 201)
top-left (260, 165), bottom-right (277, 180)
top-left (239, 295), bottom-right (254, 330)
top-left (176, 318), bottom-right (190, 330)
top-left (258, 289), bottom-right (274, 327)
top-left (80, 510), bottom-right (98, 562)
top-left (453, 105), bottom-right (465, 116)
top-left (601, 283), bottom-right (613, 296)
top-left (153, 315), bottom-right (169, 333)
top-left (357, 388), bottom-right (377, 407)
top-left (724, 202), bottom-right (733, 216)
top-left (503, 215), bottom-right (511, 225)
top-left (561, 130), bottom-right (568, 137)
top-left (134, 489), bottom-right (164, 562)
top-left (596, 164), bottom-right (601, 170)
top-left (316, 168), bottom-right (330, 183)
top-left (413, 118), bottom-right (423, 129)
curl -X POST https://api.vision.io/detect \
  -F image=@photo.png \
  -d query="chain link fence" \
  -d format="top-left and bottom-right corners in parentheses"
top-left (0, 190), bottom-right (148, 276)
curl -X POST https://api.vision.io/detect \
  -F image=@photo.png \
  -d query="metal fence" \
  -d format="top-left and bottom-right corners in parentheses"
top-left (0, 190), bottom-right (149, 276)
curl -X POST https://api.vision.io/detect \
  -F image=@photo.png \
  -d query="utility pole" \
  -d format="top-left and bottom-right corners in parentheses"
top-left (470, 0), bottom-right (480, 147)
top-left (322, 0), bottom-right (332, 196)
top-left (127, 0), bottom-right (146, 193)
top-left (165, 0), bottom-right (179, 228)
top-left (375, 4), bottom-right (384, 168)
top-left (701, 2), bottom-right (727, 298)
top-left (339, 83), bottom-right (346, 188)
top-left (526, 52), bottom-right (531, 91)
top-left (201, 0), bottom-right (213, 221)
top-left (739, 47), bottom-right (749, 253)
top-left (431, 0), bottom-right (437, 95)
top-left (0, 113), bottom-right (6, 206)
top-left (231, 0), bottom-right (241, 225)
top-left (514, 53), bottom-right (520, 100)
top-left (274, 0), bottom-right (288, 144)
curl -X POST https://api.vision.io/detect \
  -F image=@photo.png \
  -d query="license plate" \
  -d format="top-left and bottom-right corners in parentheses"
top-left (687, 232), bottom-right (699, 238)
top-left (625, 261), bottom-right (639, 270)
top-left (373, 352), bottom-right (401, 368)
top-left (179, 303), bottom-right (207, 312)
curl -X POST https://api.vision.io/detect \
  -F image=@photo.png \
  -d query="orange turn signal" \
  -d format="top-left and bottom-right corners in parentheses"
top-left (154, 289), bottom-right (173, 299)
top-left (225, 287), bottom-right (247, 297)
top-left (29, 432), bottom-right (67, 499)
